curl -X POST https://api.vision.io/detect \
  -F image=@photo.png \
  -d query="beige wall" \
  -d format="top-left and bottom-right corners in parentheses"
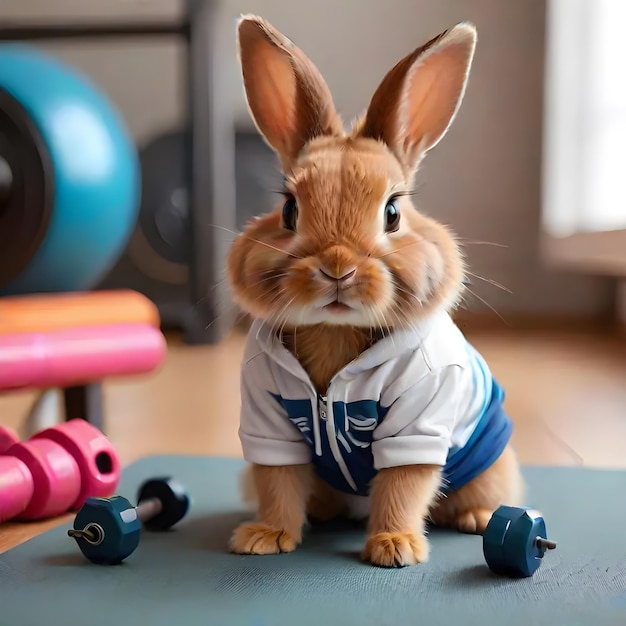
top-left (1, 0), bottom-right (614, 317)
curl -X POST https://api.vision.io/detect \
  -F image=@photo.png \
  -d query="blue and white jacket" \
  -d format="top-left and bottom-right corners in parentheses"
top-left (237, 311), bottom-right (512, 500)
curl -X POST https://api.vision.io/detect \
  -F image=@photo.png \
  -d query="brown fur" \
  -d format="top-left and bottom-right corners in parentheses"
top-left (229, 463), bottom-right (313, 554)
top-left (429, 443), bottom-right (525, 532)
top-left (306, 473), bottom-right (348, 521)
top-left (282, 324), bottom-right (376, 394)
top-left (364, 465), bottom-right (442, 566)
top-left (227, 14), bottom-right (525, 566)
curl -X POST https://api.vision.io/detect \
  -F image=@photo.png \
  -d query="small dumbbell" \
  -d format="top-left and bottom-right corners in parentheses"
top-left (0, 437), bottom-right (81, 521)
top-left (482, 505), bottom-right (557, 578)
top-left (0, 419), bottom-right (120, 521)
top-left (30, 419), bottom-right (121, 509)
top-left (0, 426), bottom-right (35, 522)
top-left (68, 477), bottom-right (190, 565)
top-left (0, 424), bottom-right (20, 453)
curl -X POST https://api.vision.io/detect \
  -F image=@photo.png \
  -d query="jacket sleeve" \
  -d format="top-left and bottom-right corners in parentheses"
top-left (371, 364), bottom-right (465, 469)
top-left (238, 352), bottom-right (312, 467)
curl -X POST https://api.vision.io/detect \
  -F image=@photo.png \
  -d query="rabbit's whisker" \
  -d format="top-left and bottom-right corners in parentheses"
top-left (204, 306), bottom-right (249, 332)
top-left (256, 272), bottom-right (290, 286)
top-left (463, 271), bottom-right (511, 294)
top-left (462, 287), bottom-right (510, 327)
top-left (392, 306), bottom-right (420, 335)
top-left (277, 299), bottom-right (296, 344)
top-left (209, 224), bottom-right (302, 259)
top-left (457, 239), bottom-right (508, 248)
top-left (245, 237), bottom-right (299, 258)
top-left (394, 283), bottom-right (424, 305)
top-left (375, 239), bottom-right (423, 259)
top-left (207, 223), bottom-right (242, 238)
top-left (370, 304), bottom-right (389, 345)
top-left (268, 295), bottom-right (296, 340)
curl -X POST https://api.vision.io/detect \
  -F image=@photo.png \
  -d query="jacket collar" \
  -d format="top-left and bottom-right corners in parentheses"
top-left (251, 310), bottom-right (447, 380)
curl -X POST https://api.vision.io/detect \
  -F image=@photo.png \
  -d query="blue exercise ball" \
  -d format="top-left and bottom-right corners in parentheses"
top-left (0, 45), bottom-right (140, 295)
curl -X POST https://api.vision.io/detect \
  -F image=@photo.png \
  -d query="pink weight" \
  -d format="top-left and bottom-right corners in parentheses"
top-left (0, 456), bottom-right (35, 522)
top-left (32, 418), bottom-right (121, 509)
top-left (0, 322), bottom-right (167, 391)
top-left (0, 425), bottom-right (20, 453)
top-left (6, 439), bottom-right (81, 520)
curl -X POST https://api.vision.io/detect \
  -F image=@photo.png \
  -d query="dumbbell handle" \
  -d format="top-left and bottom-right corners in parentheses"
top-left (67, 496), bottom-right (164, 544)
top-left (135, 497), bottom-right (163, 523)
top-left (536, 537), bottom-right (557, 551)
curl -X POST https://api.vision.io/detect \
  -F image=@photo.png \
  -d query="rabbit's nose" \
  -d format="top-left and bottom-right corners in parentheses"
top-left (319, 266), bottom-right (357, 284)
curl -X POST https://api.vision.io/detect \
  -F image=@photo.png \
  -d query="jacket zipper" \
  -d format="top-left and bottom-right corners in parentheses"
top-left (316, 385), bottom-right (358, 492)
top-left (318, 394), bottom-right (328, 421)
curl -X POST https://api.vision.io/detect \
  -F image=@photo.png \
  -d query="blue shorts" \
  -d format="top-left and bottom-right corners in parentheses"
top-left (441, 379), bottom-right (513, 493)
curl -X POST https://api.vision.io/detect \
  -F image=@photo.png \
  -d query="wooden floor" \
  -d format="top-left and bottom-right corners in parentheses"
top-left (1, 322), bottom-right (625, 552)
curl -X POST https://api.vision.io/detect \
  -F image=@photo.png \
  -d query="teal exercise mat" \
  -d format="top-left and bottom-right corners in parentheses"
top-left (1, 455), bottom-right (625, 626)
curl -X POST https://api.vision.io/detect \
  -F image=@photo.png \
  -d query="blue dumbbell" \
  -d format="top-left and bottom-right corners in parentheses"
top-left (483, 505), bottom-right (557, 577)
top-left (67, 477), bottom-right (190, 565)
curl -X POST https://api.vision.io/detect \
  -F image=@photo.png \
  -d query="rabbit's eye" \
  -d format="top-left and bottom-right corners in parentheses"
top-left (384, 198), bottom-right (401, 233)
top-left (281, 197), bottom-right (298, 232)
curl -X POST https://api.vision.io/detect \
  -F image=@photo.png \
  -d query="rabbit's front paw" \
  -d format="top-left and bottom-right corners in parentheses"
top-left (229, 522), bottom-right (299, 555)
top-left (363, 531), bottom-right (429, 567)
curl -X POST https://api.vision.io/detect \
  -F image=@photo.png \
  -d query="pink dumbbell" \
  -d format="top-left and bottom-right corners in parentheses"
top-left (30, 419), bottom-right (121, 510)
top-left (0, 424), bottom-right (20, 453)
top-left (0, 455), bottom-right (35, 522)
top-left (0, 426), bottom-right (37, 521)
top-left (1, 439), bottom-right (81, 521)
top-left (0, 419), bottom-right (121, 522)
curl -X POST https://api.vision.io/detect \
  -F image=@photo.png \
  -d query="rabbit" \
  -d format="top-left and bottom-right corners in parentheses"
top-left (226, 14), bottom-right (525, 567)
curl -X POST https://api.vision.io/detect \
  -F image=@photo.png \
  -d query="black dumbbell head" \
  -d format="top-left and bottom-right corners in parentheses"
top-left (136, 477), bottom-right (189, 531)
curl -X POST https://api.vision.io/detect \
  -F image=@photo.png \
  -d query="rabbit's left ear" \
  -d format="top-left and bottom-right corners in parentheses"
top-left (357, 23), bottom-right (477, 173)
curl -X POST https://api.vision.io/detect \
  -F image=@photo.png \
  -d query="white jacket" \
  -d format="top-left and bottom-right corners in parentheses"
top-left (237, 310), bottom-right (512, 497)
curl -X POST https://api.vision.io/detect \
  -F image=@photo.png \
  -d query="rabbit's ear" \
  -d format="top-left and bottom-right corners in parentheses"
top-left (358, 23), bottom-right (476, 173)
top-left (237, 15), bottom-right (343, 169)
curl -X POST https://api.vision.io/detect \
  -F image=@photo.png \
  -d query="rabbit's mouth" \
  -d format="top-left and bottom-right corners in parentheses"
top-left (324, 301), bottom-right (352, 314)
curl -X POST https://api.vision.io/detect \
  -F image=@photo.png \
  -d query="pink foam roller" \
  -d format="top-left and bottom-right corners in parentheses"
top-left (32, 418), bottom-right (121, 509)
top-left (7, 439), bottom-right (81, 520)
top-left (0, 425), bottom-right (20, 453)
top-left (0, 456), bottom-right (35, 522)
top-left (0, 323), bottom-right (166, 390)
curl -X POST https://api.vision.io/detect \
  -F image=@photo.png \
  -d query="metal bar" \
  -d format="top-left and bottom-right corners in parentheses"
top-left (136, 497), bottom-right (163, 522)
top-left (183, 0), bottom-right (237, 344)
top-left (63, 383), bottom-right (104, 431)
top-left (0, 21), bottom-right (188, 41)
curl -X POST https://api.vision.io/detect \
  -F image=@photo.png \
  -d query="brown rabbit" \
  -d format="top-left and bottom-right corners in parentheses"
top-left (226, 14), bottom-right (524, 567)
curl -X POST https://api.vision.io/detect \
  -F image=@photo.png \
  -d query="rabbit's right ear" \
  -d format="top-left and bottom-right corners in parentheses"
top-left (237, 15), bottom-right (343, 170)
